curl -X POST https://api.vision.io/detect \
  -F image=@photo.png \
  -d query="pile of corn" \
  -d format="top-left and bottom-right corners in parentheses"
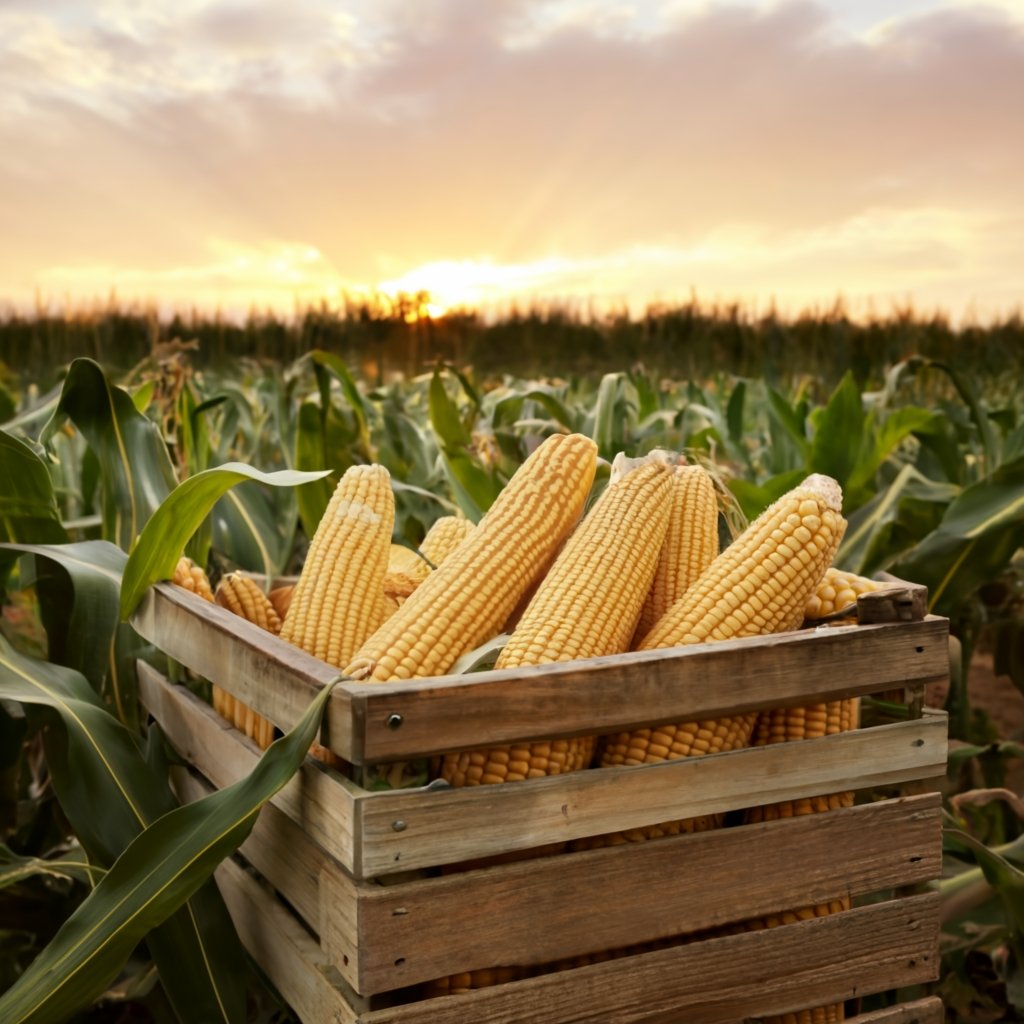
top-left (170, 433), bottom-right (892, 1015)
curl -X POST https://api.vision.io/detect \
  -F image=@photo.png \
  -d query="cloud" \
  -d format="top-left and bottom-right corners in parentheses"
top-left (0, 0), bottom-right (1021, 320)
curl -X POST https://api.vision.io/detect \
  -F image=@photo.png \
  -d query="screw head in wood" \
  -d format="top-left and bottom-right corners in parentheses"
top-left (386, 713), bottom-right (404, 730)
top-left (392, 819), bottom-right (407, 832)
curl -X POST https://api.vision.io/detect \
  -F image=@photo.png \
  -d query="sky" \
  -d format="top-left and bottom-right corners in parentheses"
top-left (0, 0), bottom-right (1021, 322)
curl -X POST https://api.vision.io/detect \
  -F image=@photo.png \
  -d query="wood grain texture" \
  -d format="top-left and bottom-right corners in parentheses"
top-left (858, 583), bottom-right (929, 624)
top-left (845, 998), bottom-right (944, 1024)
top-left (360, 892), bottom-right (939, 1023)
top-left (322, 794), bottom-right (941, 995)
top-left (132, 582), bottom-right (354, 754)
top-left (134, 583), bottom-right (947, 764)
top-left (215, 858), bottom-right (358, 1024)
top-left (138, 661), bottom-right (361, 874)
top-left (355, 712), bottom-right (948, 876)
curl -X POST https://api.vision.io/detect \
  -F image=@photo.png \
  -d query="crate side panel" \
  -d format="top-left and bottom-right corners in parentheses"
top-left (215, 858), bottom-right (359, 1024)
top-left (357, 713), bottom-right (947, 876)
top-left (352, 618), bottom-right (948, 761)
top-left (326, 794), bottom-right (941, 994)
top-left (171, 765), bottom-right (325, 932)
top-left (360, 892), bottom-right (939, 1024)
top-left (844, 998), bottom-right (944, 1024)
top-left (139, 663), bottom-right (360, 875)
top-left (133, 583), bottom-right (357, 758)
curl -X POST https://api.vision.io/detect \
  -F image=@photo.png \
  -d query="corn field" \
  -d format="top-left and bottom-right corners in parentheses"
top-left (0, 331), bottom-right (1022, 1022)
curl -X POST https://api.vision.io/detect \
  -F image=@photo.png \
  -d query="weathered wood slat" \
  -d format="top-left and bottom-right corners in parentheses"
top-left (215, 858), bottom-right (358, 1024)
top-left (355, 711), bottom-right (948, 877)
top-left (360, 892), bottom-right (940, 1024)
top-left (322, 794), bottom-right (942, 995)
top-left (132, 582), bottom-right (354, 753)
top-left (845, 998), bottom-right (944, 1024)
top-left (171, 765), bottom-right (327, 930)
top-left (351, 616), bottom-right (947, 762)
top-left (138, 661), bottom-right (362, 876)
top-left (132, 583), bottom-right (947, 763)
top-left (141, 662), bottom-right (946, 879)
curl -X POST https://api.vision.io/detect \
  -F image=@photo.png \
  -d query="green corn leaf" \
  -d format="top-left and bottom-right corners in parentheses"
top-left (890, 454), bottom-right (1024, 616)
top-left (429, 370), bottom-right (473, 450)
top-left (809, 371), bottom-right (865, 488)
top-left (0, 660), bottom-right (338, 1024)
top-left (0, 635), bottom-right (248, 1024)
top-left (39, 358), bottom-right (178, 551)
top-left (309, 350), bottom-right (374, 461)
top-left (0, 431), bottom-right (67, 546)
top-left (212, 482), bottom-right (296, 580)
top-left (119, 463), bottom-right (330, 620)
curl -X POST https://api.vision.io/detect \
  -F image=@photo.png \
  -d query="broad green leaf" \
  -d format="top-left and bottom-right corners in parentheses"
top-left (844, 406), bottom-right (940, 506)
top-left (766, 385), bottom-right (811, 466)
top-left (120, 463), bottom-right (330, 620)
top-left (589, 372), bottom-right (630, 461)
top-left (725, 381), bottom-right (746, 449)
top-left (837, 464), bottom-right (958, 574)
top-left (39, 359), bottom-right (178, 550)
top-left (0, 636), bottom-right (247, 1023)
top-left (890, 454), bottom-right (1024, 615)
top-left (728, 469), bottom-right (807, 521)
top-left (809, 371), bottom-right (864, 487)
top-left (439, 451), bottom-right (502, 522)
top-left (5, 541), bottom-right (126, 696)
top-left (293, 399), bottom-right (338, 539)
top-left (212, 482), bottom-right (296, 580)
top-left (0, 674), bottom-right (338, 1024)
top-left (309, 350), bottom-right (374, 460)
top-left (0, 431), bottom-right (67, 546)
top-left (429, 371), bottom-right (473, 450)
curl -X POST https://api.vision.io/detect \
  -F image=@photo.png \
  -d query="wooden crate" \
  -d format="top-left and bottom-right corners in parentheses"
top-left (133, 580), bottom-right (949, 1024)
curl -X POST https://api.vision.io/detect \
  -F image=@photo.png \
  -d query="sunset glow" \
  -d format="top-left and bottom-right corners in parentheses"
top-left (1, 0), bottom-right (1021, 322)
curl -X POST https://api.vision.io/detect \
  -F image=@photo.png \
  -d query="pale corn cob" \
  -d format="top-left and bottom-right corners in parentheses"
top-left (440, 461), bottom-right (673, 788)
top-left (804, 566), bottom-right (885, 621)
top-left (213, 573), bottom-right (282, 750)
top-left (633, 464), bottom-right (719, 644)
top-left (281, 464), bottom-right (395, 669)
top-left (578, 474), bottom-right (847, 849)
top-left (344, 433), bottom-right (598, 683)
top-left (281, 464), bottom-right (395, 766)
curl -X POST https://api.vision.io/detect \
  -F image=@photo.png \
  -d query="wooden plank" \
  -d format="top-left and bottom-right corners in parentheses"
top-left (858, 582), bottom-right (929, 624)
top-left (323, 794), bottom-right (942, 995)
top-left (172, 765), bottom-right (326, 930)
top-left (355, 711), bottom-right (948, 876)
top-left (138, 662), bottom-right (360, 875)
top-left (846, 998), bottom-right (944, 1024)
top-left (215, 858), bottom-right (358, 1024)
top-left (348, 617), bottom-right (948, 762)
top-left (135, 583), bottom-right (947, 764)
top-left (132, 582), bottom-right (355, 756)
top-left (360, 892), bottom-right (940, 1023)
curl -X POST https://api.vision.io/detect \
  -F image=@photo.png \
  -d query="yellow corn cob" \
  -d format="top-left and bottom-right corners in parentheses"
top-left (267, 583), bottom-right (294, 622)
top-left (344, 433), bottom-right (597, 683)
top-left (418, 515), bottom-right (475, 571)
top-left (171, 556), bottom-right (214, 602)
top-left (212, 573), bottom-right (282, 750)
top-left (281, 464), bottom-right (395, 669)
top-left (633, 464), bottom-right (719, 644)
top-left (804, 566), bottom-right (885, 621)
top-left (579, 474), bottom-right (847, 849)
top-left (440, 461), bottom-right (673, 788)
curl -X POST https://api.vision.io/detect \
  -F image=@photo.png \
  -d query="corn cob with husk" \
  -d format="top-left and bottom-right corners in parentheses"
top-left (345, 433), bottom-right (598, 790)
top-left (576, 474), bottom-right (847, 850)
top-left (279, 464), bottom-right (395, 765)
top-left (213, 572), bottom-right (282, 750)
top-left (427, 459), bottom-right (673, 996)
